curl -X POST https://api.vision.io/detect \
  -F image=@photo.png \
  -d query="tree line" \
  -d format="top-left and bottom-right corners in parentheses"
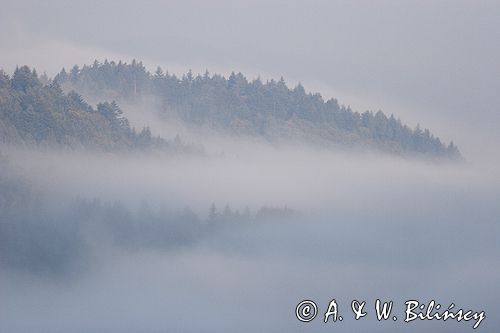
top-left (55, 59), bottom-right (461, 158)
top-left (0, 154), bottom-right (295, 276)
top-left (0, 66), bottom-right (197, 152)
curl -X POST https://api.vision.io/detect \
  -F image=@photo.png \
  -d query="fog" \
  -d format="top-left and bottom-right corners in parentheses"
top-left (1, 137), bottom-right (499, 332)
top-left (1, 1), bottom-right (499, 332)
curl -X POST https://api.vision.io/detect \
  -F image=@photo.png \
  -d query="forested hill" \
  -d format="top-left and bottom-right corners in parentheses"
top-left (0, 66), bottom-right (192, 151)
top-left (55, 60), bottom-right (461, 159)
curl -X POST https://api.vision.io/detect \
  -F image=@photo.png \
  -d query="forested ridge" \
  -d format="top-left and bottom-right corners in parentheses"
top-left (0, 66), bottom-right (194, 151)
top-left (0, 61), bottom-right (462, 158)
top-left (55, 59), bottom-right (461, 158)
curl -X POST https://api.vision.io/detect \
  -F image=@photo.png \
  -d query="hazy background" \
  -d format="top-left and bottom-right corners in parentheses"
top-left (1, 1), bottom-right (499, 332)
top-left (1, 146), bottom-right (499, 332)
top-left (1, 0), bottom-right (499, 159)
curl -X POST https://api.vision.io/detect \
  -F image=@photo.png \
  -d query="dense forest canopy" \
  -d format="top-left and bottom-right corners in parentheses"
top-left (0, 61), bottom-right (462, 158)
top-left (54, 59), bottom-right (461, 159)
top-left (0, 66), bottom-right (194, 151)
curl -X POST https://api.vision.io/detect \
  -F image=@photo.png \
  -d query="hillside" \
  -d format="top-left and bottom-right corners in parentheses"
top-left (0, 66), bottom-right (190, 151)
top-left (55, 60), bottom-right (461, 159)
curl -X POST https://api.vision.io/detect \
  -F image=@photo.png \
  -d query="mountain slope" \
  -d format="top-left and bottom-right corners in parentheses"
top-left (0, 66), bottom-right (181, 151)
top-left (55, 60), bottom-right (461, 159)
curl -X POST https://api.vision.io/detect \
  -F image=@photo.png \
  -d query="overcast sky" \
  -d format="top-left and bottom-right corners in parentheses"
top-left (1, 3), bottom-right (499, 331)
top-left (1, 0), bottom-right (499, 157)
